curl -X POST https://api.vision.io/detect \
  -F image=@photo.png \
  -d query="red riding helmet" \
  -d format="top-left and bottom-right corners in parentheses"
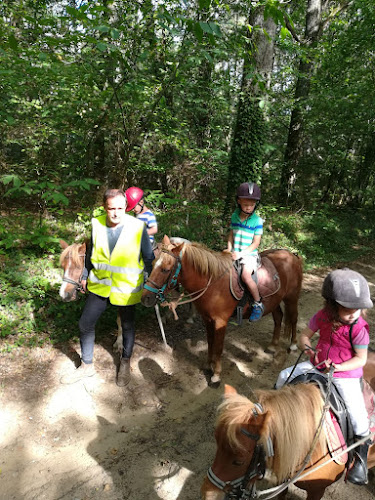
top-left (125, 186), bottom-right (144, 212)
top-left (237, 182), bottom-right (261, 200)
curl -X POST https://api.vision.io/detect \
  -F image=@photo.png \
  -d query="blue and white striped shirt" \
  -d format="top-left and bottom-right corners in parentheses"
top-left (136, 209), bottom-right (157, 244)
top-left (230, 209), bottom-right (263, 255)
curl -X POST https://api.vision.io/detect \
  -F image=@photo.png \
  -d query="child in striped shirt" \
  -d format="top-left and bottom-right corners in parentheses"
top-left (225, 182), bottom-right (264, 321)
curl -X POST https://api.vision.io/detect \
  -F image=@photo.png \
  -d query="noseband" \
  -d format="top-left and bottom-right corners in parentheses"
top-left (207, 403), bottom-right (272, 500)
top-left (62, 252), bottom-right (85, 293)
top-left (144, 248), bottom-right (182, 302)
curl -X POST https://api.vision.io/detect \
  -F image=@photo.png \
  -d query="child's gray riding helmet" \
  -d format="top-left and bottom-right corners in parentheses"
top-left (322, 268), bottom-right (373, 309)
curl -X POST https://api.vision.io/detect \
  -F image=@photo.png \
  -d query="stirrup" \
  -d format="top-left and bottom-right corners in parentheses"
top-left (236, 306), bottom-right (243, 326)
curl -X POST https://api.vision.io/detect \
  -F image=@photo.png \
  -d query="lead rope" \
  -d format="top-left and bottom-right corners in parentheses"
top-left (160, 276), bottom-right (213, 320)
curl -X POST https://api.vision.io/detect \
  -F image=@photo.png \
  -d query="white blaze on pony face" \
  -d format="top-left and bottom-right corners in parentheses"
top-left (59, 257), bottom-right (76, 300)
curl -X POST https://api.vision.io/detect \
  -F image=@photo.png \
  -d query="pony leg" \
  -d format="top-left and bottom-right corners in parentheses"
top-left (186, 303), bottom-right (197, 325)
top-left (265, 305), bottom-right (283, 354)
top-left (205, 318), bottom-right (227, 386)
top-left (113, 311), bottom-right (123, 354)
top-left (283, 298), bottom-right (298, 351)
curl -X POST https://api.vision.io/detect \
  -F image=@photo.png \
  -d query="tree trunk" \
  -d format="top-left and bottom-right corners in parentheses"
top-left (278, 0), bottom-right (323, 205)
top-left (225, 6), bottom-right (276, 214)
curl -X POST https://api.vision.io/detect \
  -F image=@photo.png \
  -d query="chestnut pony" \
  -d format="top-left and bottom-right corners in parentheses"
top-left (59, 240), bottom-right (87, 302)
top-left (141, 236), bottom-right (303, 385)
top-left (201, 352), bottom-right (375, 500)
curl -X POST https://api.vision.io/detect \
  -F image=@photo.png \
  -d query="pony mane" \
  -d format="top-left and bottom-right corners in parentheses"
top-left (59, 243), bottom-right (85, 269)
top-left (217, 384), bottom-right (325, 482)
top-left (182, 243), bottom-right (232, 279)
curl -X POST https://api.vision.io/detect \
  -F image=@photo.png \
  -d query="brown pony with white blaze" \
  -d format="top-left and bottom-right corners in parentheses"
top-left (201, 361), bottom-right (375, 500)
top-left (141, 235), bottom-right (303, 385)
top-left (59, 240), bottom-right (87, 302)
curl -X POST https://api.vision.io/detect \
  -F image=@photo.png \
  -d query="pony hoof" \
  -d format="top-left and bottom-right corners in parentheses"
top-left (288, 343), bottom-right (298, 353)
top-left (209, 379), bottom-right (221, 389)
top-left (186, 317), bottom-right (194, 325)
top-left (210, 374), bottom-right (221, 387)
top-left (265, 346), bottom-right (277, 355)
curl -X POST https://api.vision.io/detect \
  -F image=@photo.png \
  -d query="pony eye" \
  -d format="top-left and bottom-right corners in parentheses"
top-left (232, 460), bottom-right (245, 466)
top-left (161, 268), bottom-right (170, 274)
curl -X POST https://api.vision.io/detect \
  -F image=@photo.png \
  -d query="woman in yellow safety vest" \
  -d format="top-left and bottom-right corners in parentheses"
top-left (60, 188), bottom-right (154, 387)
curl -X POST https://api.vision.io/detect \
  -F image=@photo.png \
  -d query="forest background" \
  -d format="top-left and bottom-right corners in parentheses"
top-left (1, 0), bottom-right (375, 348)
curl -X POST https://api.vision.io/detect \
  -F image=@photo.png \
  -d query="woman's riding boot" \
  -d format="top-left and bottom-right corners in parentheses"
top-left (347, 436), bottom-right (371, 485)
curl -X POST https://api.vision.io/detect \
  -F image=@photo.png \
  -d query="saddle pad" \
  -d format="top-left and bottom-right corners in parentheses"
top-left (230, 267), bottom-right (245, 301)
top-left (229, 256), bottom-right (280, 301)
top-left (324, 411), bottom-right (348, 465)
top-left (363, 379), bottom-right (375, 442)
top-left (257, 257), bottom-right (280, 299)
top-left (324, 379), bottom-right (375, 466)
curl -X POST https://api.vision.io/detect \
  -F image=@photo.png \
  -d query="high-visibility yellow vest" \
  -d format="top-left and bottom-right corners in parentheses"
top-left (87, 214), bottom-right (145, 305)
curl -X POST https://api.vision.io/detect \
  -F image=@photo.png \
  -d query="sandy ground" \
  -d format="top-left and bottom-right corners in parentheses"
top-left (1, 258), bottom-right (375, 500)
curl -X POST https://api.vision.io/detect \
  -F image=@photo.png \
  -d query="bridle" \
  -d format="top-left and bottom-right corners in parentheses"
top-left (206, 403), bottom-right (272, 500)
top-left (62, 252), bottom-right (86, 294)
top-left (144, 248), bottom-right (182, 303)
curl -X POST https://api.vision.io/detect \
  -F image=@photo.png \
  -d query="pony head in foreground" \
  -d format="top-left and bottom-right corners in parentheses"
top-left (142, 235), bottom-right (303, 385)
top-left (201, 379), bottom-right (375, 500)
top-left (59, 240), bottom-right (86, 302)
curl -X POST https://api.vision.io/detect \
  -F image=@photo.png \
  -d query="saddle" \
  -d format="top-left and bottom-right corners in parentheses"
top-left (230, 256), bottom-right (280, 325)
top-left (289, 373), bottom-right (354, 447)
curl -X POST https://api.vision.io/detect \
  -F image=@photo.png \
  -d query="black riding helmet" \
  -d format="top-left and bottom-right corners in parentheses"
top-left (236, 182), bottom-right (261, 216)
top-left (237, 182), bottom-right (261, 200)
top-left (322, 268), bottom-right (373, 309)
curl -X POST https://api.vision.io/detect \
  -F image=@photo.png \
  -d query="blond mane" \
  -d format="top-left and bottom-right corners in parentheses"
top-left (181, 242), bottom-right (232, 279)
top-left (217, 384), bottom-right (325, 482)
top-left (59, 243), bottom-right (85, 269)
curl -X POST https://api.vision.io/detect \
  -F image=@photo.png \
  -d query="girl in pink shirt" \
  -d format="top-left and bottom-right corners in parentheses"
top-left (276, 268), bottom-right (373, 485)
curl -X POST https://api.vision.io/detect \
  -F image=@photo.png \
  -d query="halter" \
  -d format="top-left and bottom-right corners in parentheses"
top-left (206, 403), bottom-right (273, 500)
top-left (144, 248), bottom-right (182, 302)
top-left (62, 252), bottom-right (86, 293)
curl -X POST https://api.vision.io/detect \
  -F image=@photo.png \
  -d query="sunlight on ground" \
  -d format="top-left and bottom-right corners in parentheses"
top-left (153, 464), bottom-right (193, 499)
top-left (0, 405), bottom-right (19, 446)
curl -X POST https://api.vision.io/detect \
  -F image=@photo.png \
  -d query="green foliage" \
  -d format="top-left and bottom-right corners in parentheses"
top-left (1, 205), bottom-right (374, 349)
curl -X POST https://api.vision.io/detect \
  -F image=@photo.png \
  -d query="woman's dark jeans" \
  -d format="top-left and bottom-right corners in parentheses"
top-left (78, 292), bottom-right (136, 363)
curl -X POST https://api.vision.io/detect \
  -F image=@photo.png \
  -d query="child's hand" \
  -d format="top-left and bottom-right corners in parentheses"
top-left (231, 251), bottom-right (241, 261)
top-left (304, 343), bottom-right (315, 355)
top-left (304, 344), bottom-right (320, 365)
top-left (323, 358), bottom-right (338, 373)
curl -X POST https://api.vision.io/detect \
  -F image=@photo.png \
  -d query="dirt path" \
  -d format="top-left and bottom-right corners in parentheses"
top-left (1, 259), bottom-right (375, 500)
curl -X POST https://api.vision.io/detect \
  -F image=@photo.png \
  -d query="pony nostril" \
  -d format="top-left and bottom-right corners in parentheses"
top-left (142, 295), bottom-right (154, 307)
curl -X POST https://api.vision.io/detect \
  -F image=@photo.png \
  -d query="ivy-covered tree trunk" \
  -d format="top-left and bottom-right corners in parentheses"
top-left (224, 7), bottom-right (276, 214)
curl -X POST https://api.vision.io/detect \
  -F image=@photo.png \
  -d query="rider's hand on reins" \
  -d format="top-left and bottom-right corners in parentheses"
top-left (231, 251), bottom-right (241, 261)
top-left (304, 344), bottom-right (321, 365)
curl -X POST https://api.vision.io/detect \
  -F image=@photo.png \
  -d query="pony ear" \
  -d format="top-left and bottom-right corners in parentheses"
top-left (224, 384), bottom-right (238, 396)
top-left (78, 242), bottom-right (86, 254)
top-left (60, 240), bottom-right (68, 249)
top-left (163, 235), bottom-right (171, 245)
